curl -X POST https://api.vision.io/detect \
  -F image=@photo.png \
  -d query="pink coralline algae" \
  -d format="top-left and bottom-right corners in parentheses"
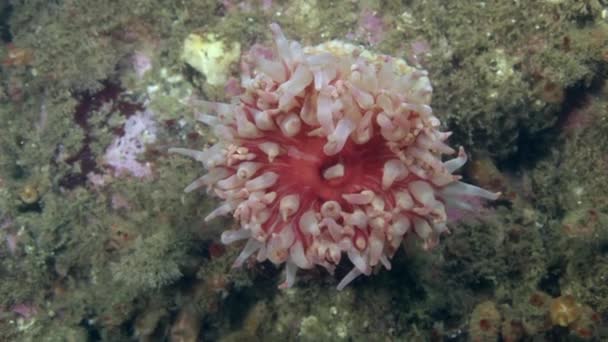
top-left (104, 109), bottom-right (157, 178)
top-left (357, 9), bottom-right (386, 46)
top-left (132, 51), bottom-right (153, 79)
top-left (10, 303), bottom-right (38, 320)
top-left (171, 24), bottom-right (500, 289)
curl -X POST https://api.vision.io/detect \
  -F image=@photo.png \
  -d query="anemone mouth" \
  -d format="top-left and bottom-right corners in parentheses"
top-left (319, 157), bottom-right (345, 183)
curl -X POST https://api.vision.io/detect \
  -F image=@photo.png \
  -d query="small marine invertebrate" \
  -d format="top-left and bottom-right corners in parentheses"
top-left (2, 44), bottom-right (34, 66)
top-left (469, 301), bottom-right (501, 342)
top-left (546, 294), bottom-right (600, 339)
top-left (549, 295), bottom-right (581, 327)
top-left (18, 183), bottom-right (39, 204)
top-left (171, 24), bottom-right (499, 289)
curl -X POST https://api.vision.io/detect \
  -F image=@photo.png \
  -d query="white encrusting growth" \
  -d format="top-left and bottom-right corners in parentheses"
top-left (172, 23), bottom-right (500, 291)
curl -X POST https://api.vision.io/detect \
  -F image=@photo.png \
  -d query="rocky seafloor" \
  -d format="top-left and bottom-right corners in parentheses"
top-left (0, 1), bottom-right (607, 341)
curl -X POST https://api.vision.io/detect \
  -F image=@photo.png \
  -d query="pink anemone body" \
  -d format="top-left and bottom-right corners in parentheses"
top-left (171, 24), bottom-right (499, 289)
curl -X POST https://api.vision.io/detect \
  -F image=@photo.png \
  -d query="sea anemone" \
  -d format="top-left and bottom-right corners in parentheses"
top-left (170, 24), bottom-right (499, 289)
